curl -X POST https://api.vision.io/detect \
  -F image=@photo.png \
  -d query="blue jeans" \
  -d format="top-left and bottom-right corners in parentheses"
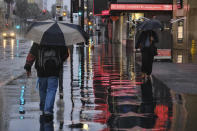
top-left (38, 76), bottom-right (58, 114)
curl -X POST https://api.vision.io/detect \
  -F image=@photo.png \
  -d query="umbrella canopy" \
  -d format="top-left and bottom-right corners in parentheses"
top-left (136, 19), bottom-right (163, 31)
top-left (25, 20), bottom-right (89, 46)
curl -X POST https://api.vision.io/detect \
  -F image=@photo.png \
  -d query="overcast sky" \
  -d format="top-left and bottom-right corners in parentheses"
top-left (47, 0), bottom-right (70, 11)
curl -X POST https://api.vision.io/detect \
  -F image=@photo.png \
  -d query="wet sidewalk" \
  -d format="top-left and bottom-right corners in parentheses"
top-left (0, 43), bottom-right (197, 131)
top-left (153, 62), bottom-right (197, 94)
top-left (135, 48), bottom-right (197, 94)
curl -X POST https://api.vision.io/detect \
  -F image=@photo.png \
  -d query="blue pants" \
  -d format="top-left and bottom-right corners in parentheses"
top-left (38, 76), bottom-right (58, 114)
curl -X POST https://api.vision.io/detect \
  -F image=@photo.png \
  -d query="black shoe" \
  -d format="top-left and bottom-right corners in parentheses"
top-left (40, 114), bottom-right (45, 123)
top-left (44, 114), bottom-right (53, 122)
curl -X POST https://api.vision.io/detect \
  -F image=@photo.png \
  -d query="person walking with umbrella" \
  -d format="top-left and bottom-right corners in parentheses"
top-left (24, 20), bottom-right (88, 121)
top-left (24, 43), bottom-right (69, 121)
top-left (135, 19), bottom-right (161, 78)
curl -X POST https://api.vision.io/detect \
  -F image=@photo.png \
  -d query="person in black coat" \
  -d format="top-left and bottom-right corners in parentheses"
top-left (24, 43), bottom-right (69, 121)
top-left (136, 30), bottom-right (159, 78)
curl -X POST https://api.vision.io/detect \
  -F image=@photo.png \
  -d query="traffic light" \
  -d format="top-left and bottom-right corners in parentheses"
top-left (88, 21), bottom-right (92, 26)
top-left (42, 9), bottom-right (46, 14)
top-left (73, 0), bottom-right (79, 13)
top-left (63, 11), bottom-right (67, 16)
top-left (5, 23), bottom-right (8, 28)
top-left (177, 0), bottom-right (183, 9)
top-left (78, 10), bottom-right (82, 16)
top-left (16, 25), bottom-right (20, 29)
top-left (89, 25), bottom-right (93, 29)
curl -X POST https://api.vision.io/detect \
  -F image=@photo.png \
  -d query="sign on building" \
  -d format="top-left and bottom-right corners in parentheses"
top-left (117, 0), bottom-right (172, 4)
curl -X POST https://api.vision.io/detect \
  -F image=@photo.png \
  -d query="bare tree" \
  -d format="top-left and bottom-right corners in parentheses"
top-left (26, 3), bottom-right (41, 19)
top-left (14, 0), bottom-right (29, 19)
top-left (4, 0), bottom-right (14, 17)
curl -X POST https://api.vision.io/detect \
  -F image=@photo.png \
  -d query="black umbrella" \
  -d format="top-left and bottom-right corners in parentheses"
top-left (26, 20), bottom-right (89, 46)
top-left (137, 19), bottom-right (163, 31)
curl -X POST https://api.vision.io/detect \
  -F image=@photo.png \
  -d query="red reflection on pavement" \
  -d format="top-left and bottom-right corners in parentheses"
top-left (99, 128), bottom-right (110, 131)
top-left (154, 104), bottom-right (171, 130)
top-left (94, 104), bottom-right (111, 124)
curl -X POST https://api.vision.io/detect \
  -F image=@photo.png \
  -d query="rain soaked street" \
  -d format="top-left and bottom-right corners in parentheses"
top-left (0, 37), bottom-right (197, 131)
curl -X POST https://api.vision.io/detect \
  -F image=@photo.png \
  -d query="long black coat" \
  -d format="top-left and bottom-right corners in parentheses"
top-left (136, 30), bottom-right (159, 75)
top-left (136, 30), bottom-right (159, 50)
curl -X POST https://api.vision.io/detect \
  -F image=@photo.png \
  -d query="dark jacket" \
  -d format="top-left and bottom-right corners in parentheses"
top-left (136, 30), bottom-right (159, 50)
top-left (24, 43), bottom-right (69, 77)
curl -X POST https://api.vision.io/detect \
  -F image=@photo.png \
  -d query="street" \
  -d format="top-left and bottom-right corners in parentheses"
top-left (0, 37), bottom-right (197, 131)
top-left (0, 38), bottom-right (31, 87)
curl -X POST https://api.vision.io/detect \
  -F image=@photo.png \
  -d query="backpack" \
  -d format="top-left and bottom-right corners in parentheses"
top-left (38, 46), bottom-right (61, 71)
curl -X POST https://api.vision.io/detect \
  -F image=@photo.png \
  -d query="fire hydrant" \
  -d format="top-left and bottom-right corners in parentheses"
top-left (191, 40), bottom-right (196, 55)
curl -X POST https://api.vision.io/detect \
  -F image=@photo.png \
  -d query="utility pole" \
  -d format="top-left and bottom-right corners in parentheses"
top-left (70, 0), bottom-right (73, 23)
top-left (86, 0), bottom-right (90, 33)
top-left (80, 0), bottom-right (84, 29)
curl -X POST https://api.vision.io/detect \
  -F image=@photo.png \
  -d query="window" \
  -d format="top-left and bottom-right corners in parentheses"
top-left (177, 21), bottom-right (184, 43)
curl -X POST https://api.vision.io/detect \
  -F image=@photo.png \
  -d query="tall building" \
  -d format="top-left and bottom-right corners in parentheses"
top-left (43, 0), bottom-right (47, 10)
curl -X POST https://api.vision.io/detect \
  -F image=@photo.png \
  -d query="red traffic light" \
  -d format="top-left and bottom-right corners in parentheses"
top-left (42, 9), bottom-right (46, 14)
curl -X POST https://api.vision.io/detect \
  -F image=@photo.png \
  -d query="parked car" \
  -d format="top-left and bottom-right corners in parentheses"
top-left (2, 30), bottom-right (16, 39)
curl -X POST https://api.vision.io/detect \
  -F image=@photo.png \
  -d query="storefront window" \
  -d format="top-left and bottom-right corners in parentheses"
top-left (177, 54), bottom-right (183, 63)
top-left (177, 21), bottom-right (184, 43)
top-left (128, 13), bottom-right (144, 40)
top-left (131, 13), bottom-right (144, 21)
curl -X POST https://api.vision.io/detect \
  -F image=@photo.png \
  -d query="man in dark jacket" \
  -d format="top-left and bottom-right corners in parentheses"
top-left (136, 30), bottom-right (159, 78)
top-left (24, 42), bottom-right (69, 120)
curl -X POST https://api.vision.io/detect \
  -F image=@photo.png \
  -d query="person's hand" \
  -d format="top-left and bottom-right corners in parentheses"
top-left (133, 49), bottom-right (140, 52)
top-left (26, 71), bottom-right (31, 77)
top-left (150, 36), bottom-right (154, 43)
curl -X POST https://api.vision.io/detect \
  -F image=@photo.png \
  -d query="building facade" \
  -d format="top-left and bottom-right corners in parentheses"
top-left (42, 0), bottom-right (47, 10)
top-left (0, 0), bottom-right (5, 31)
top-left (109, 0), bottom-right (173, 52)
top-left (172, 0), bottom-right (197, 63)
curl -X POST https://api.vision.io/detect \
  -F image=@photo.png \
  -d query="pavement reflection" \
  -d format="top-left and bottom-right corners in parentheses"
top-left (0, 39), bottom-right (197, 131)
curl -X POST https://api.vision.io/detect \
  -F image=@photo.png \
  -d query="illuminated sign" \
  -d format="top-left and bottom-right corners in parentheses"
top-left (117, 0), bottom-right (172, 4)
top-left (110, 4), bottom-right (173, 11)
top-left (101, 10), bottom-right (109, 15)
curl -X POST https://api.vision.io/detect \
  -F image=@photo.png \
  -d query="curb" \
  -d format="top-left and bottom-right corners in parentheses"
top-left (0, 72), bottom-right (26, 88)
